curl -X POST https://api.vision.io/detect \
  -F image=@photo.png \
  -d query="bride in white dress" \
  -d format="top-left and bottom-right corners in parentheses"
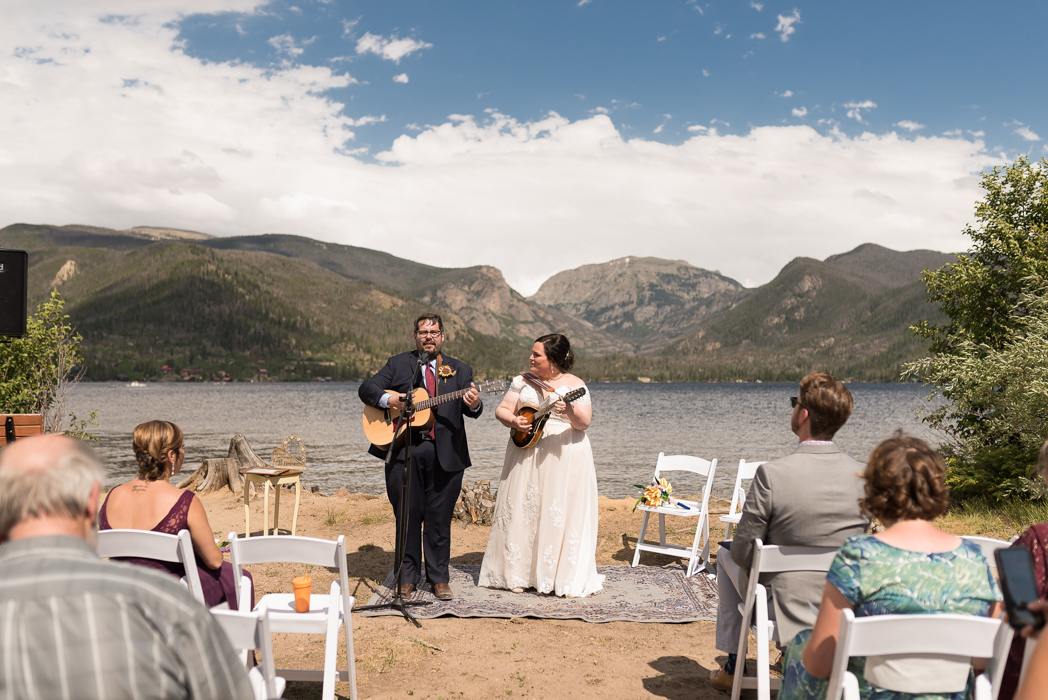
top-left (478, 334), bottom-right (605, 598)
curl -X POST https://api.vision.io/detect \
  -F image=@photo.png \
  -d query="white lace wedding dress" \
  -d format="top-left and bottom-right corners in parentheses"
top-left (478, 375), bottom-right (605, 598)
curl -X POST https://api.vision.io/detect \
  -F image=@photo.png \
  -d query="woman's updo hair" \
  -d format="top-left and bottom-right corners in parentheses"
top-left (133, 420), bottom-right (184, 482)
top-left (861, 431), bottom-right (949, 523)
top-left (536, 333), bottom-right (575, 372)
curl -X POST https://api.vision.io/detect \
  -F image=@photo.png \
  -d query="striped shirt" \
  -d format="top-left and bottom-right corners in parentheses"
top-left (0, 535), bottom-right (253, 700)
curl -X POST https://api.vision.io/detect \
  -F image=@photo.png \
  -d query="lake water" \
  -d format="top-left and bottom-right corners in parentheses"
top-left (65, 381), bottom-right (939, 501)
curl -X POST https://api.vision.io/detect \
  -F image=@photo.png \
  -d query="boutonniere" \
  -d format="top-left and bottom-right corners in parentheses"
top-left (437, 364), bottom-right (456, 382)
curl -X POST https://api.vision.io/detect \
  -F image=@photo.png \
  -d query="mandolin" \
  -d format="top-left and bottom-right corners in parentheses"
top-left (362, 379), bottom-right (508, 449)
top-left (510, 386), bottom-right (587, 449)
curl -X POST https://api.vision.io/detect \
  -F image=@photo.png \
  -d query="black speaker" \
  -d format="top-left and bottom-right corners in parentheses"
top-left (0, 250), bottom-right (28, 338)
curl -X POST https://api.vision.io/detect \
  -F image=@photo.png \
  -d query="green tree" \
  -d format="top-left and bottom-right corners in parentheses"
top-left (907, 156), bottom-right (1048, 498)
top-left (0, 290), bottom-right (95, 437)
top-left (913, 156), bottom-right (1048, 355)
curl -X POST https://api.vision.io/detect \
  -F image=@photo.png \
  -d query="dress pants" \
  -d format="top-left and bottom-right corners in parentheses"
top-left (384, 437), bottom-right (464, 586)
top-left (715, 546), bottom-right (776, 653)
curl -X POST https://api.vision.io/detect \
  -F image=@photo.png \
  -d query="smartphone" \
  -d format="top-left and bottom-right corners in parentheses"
top-left (995, 546), bottom-right (1046, 631)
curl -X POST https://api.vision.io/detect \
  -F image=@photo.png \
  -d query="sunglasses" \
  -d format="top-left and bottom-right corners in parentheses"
top-left (790, 396), bottom-right (803, 409)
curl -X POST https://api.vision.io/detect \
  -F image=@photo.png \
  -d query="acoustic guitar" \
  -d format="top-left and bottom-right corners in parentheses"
top-left (362, 379), bottom-right (508, 449)
top-left (510, 386), bottom-right (587, 448)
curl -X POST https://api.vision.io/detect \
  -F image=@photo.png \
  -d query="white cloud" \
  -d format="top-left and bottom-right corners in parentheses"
top-left (346, 115), bottom-right (387, 127)
top-left (714, 25), bottom-right (724, 35)
top-left (750, 33), bottom-right (765, 39)
top-left (842, 100), bottom-right (877, 123)
top-left (968, 130), bottom-right (985, 138)
top-left (750, 1), bottom-right (763, 9)
top-left (894, 120), bottom-right (925, 132)
top-left (268, 33), bottom-right (307, 57)
top-left (355, 32), bottom-right (432, 63)
top-left (702, 69), bottom-right (710, 77)
top-left (393, 73), bottom-right (409, 84)
top-left (341, 18), bottom-right (360, 37)
top-left (776, 9), bottom-right (801, 42)
top-left (777, 90), bottom-right (793, 98)
top-left (0, 2), bottom-right (1001, 298)
top-left (942, 129), bottom-right (962, 137)
top-left (653, 115), bottom-right (671, 134)
top-left (792, 106), bottom-right (807, 117)
top-left (657, 35), bottom-right (666, 42)
top-left (590, 106), bottom-right (610, 114)
top-left (578, 0), bottom-right (592, 5)
top-left (1008, 121), bottom-right (1041, 141)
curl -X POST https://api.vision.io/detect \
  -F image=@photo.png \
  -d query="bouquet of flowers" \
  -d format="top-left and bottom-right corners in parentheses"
top-left (633, 477), bottom-right (673, 512)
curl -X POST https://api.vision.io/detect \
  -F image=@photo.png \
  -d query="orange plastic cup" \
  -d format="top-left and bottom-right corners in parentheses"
top-left (292, 575), bottom-right (312, 613)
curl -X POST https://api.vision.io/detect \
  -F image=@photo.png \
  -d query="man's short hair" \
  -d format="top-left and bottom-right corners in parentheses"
top-left (414, 313), bottom-right (444, 333)
top-left (798, 371), bottom-right (853, 440)
top-left (0, 438), bottom-right (105, 538)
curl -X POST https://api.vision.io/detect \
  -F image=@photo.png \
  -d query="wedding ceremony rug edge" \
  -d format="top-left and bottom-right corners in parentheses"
top-left (359, 564), bottom-right (718, 623)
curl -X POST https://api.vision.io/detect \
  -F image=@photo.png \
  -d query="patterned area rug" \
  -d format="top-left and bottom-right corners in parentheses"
top-left (358, 564), bottom-right (718, 623)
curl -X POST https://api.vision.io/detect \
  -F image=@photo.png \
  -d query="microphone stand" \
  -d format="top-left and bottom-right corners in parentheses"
top-left (353, 353), bottom-right (432, 627)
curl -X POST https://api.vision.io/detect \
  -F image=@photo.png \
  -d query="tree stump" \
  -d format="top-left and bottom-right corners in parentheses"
top-left (177, 434), bottom-right (265, 494)
top-left (453, 479), bottom-right (495, 526)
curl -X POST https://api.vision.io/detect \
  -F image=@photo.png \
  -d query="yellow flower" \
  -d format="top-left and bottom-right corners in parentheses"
top-left (437, 364), bottom-right (457, 382)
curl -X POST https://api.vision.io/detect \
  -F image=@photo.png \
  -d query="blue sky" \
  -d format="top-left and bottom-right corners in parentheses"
top-left (2, 1), bottom-right (1045, 294)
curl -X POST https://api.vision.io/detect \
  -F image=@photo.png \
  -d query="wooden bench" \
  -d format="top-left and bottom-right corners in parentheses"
top-left (0, 414), bottom-right (44, 446)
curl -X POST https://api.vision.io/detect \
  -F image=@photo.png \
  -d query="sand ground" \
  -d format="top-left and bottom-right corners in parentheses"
top-left (201, 486), bottom-right (748, 700)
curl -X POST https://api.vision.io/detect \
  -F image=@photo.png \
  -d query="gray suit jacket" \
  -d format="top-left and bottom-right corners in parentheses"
top-left (731, 443), bottom-right (870, 646)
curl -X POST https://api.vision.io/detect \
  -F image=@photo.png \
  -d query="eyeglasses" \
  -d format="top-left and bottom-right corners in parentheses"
top-left (415, 330), bottom-right (443, 338)
top-left (790, 396), bottom-right (802, 409)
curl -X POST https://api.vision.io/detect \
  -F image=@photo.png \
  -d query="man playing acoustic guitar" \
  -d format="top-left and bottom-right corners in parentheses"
top-left (359, 313), bottom-right (482, 601)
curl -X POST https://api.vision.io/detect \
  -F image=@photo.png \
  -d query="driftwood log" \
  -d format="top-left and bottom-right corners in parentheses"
top-left (177, 434), bottom-right (266, 494)
top-left (453, 479), bottom-right (495, 526)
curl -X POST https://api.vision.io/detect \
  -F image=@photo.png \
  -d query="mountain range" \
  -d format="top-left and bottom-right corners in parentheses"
top-left (0, 222), bottom-right (952, 382)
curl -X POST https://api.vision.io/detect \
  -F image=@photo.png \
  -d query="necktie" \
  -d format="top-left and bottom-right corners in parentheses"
top-left (425, 363), bottom-right (437, 439)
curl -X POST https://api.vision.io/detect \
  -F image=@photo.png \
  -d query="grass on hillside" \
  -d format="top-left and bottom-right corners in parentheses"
top-left (938, 498), bottom-right (1048, 540)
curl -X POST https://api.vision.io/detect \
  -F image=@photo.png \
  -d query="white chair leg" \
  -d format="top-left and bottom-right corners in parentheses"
top-left (632, 512), bottom-right (651, 567)
top-left (344, 595), bottom-right (357, 700)
top-left (658, 514), bottom-right (667, 547)
top-left (321, 582), bottom-right (341, 700)
top-left (841, 671), bottom-right (861, 700)
top-left (731, 615), bottom-right (749, 700)
top-left (755, 593), bottom-right (771, 700)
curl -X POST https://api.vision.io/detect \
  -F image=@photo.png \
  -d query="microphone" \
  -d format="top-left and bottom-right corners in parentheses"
top-left (418, 351), bottom-right (432, 364)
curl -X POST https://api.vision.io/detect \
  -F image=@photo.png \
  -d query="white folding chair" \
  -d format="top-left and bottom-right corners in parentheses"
top-left (960, 535), bottom-right (1012, 566)
top-left (731, 539), bottom-right (840, 700)
top-left (631, 453), bottom-right (718, 577)
top-left (229, 532), bottom-right (357, 700)
top-left (96, 528), bottom-right (205, 606)
top-left (211, 609), bottom-right (286, 699)
top-left (1019, 636), bottom-right (1038, 687)
top-left (825, 608), bottom-right (1013, 700)
top-left (718, 460), bottom-right (765, 539)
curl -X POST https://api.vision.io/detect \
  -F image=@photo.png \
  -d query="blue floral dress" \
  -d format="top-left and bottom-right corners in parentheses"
top-left (780, 535), bottom-right (1002, 700)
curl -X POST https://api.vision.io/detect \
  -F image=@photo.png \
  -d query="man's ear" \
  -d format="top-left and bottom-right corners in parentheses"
top-left (86, 481), bottom-right (101, 520)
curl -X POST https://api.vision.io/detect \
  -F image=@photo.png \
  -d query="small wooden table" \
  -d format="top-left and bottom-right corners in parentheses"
top-left (242, 469), bottom-right (303, 537)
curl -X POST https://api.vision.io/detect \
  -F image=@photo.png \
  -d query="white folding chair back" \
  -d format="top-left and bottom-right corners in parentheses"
top-left (631, 453), bottom-right (718, 576)
top-left (960, 536), bottom-right (1011, 566)
top-left (229, 532), bottom-right (356, 700)
top-left (96, 528), bottom-right (205, 605)
top-left (718, 460), bottom-right (765, 539)
top-left (731, 539), bottom-right (840, 700)
top-left (1019, 636), bottom-right (1038, 687)
top-left (211, 609), bottom-right (286, 699)
top-left (825, 608), bottom-right (1012, 700)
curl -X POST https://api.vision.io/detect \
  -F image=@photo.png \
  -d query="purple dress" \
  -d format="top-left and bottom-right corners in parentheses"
top-left (99, 489), bottom-right (253, 609)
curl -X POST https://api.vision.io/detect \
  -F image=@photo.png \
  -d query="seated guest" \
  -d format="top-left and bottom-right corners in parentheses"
top-left (0, 434), bottom-right (252, 699)
top-left (99, 420), bottom-right (251, 608)
top-left (711, 371), bottom-right (870, 690)
top-left (1000, 438), bottom-right (1048, 700)
top-left (781, 432), bottom-right (1002, 700)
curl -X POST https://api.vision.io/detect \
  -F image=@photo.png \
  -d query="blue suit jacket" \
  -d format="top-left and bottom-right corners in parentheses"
top-left (358, 350), bottom-right (482, 471)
